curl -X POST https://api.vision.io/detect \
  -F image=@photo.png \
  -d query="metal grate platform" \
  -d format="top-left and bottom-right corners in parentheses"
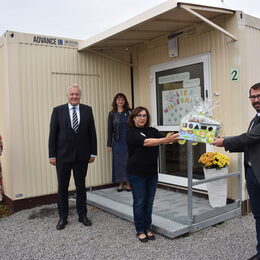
top-left (86, 187), bottom-right (241, 238)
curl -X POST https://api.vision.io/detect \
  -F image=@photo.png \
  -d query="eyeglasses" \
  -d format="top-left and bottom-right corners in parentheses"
top-left (249, 94), bottom-right (260, 100)
top-left (136, 114), bottom-right (147, 118)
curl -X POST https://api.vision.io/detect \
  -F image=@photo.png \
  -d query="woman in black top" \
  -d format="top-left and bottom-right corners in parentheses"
top-left (107, 93), bottom-right (131, 192)
top-left (126, 106), bottom-right (179, 242)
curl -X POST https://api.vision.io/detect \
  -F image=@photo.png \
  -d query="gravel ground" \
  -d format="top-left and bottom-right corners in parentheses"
top-left (0, 200), bottom-right (257, 260)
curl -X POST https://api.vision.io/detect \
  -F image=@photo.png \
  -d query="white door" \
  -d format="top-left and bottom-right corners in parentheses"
top-left (150, 54), bottom-right (212, 189)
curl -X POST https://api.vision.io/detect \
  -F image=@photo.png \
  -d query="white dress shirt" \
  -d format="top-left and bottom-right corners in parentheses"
top-left (67, 103), bottom-right (96, 158)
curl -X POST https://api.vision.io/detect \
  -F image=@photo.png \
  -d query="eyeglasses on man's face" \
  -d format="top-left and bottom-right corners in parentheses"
top-left (249, 94), bottom-right (260, 101)
top-left (136, 114), bottom-right (147, 118)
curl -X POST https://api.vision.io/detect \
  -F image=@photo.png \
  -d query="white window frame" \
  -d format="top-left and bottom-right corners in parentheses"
top-left (150, 54), bottom-right (212, 189)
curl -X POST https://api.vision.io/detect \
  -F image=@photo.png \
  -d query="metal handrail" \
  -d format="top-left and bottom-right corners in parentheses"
top-left (193, 171), bottom-right (240, 186)
top-left (187, 141), bottom-right (243, 226)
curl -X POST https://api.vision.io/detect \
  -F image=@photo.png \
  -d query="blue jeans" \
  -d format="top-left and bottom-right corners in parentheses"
top-left (127, 174), bottom-right (158, 234)
top-left (246, 166), bottom-right (260, 255)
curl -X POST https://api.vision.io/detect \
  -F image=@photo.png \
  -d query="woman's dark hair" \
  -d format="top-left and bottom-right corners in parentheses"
top-left (128, 106), bottom-right (150, 128)
top-left (111, 93), bottom-right (130, 112)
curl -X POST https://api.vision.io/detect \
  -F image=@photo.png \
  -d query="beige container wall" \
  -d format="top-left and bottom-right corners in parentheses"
top-left (0, 35), bottom-right (13, 198)
top-left (239, 18), bottom-right (260, 122)
top-left (132, 14), bottom-right (251, 200)
top-left (234, 15), bottom-right (260, 200)
top-left (1, 32), bottom-right (131, 200)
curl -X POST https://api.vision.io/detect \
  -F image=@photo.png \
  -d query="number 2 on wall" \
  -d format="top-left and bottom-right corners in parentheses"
top-left (230, 69), bottom-right (239, 81)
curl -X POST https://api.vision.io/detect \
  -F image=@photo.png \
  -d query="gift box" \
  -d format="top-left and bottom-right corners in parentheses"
top-left (179, 99), bottom-right (221, 143)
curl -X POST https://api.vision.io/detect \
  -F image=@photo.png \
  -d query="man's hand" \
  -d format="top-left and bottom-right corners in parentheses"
top-left (49, 158), bottom-right (56, 166)
top-left (212, 137), bottom-right (224, 147)
top-left (89, 157), bottom-right (95, 163)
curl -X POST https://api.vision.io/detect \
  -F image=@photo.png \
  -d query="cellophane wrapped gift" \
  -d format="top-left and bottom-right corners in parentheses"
top-left (179, 99), bottom-right (221, 143)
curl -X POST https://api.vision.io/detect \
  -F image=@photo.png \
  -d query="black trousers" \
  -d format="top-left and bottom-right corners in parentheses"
top-left (56, 160), bottom-right (88, 219)
top-left (246, 166), bottom-right (260, 256)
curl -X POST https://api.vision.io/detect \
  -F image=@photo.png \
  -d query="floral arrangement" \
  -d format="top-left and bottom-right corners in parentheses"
top-left (198, 152), bottom-right (230, 169)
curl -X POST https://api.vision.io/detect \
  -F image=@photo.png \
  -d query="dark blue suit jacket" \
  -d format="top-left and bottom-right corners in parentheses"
top-left (48, 103), bottom-right (97, 162)
top-left (223, 116), bottom-right (260, 182)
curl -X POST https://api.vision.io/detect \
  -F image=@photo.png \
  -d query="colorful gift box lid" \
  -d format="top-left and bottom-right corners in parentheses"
top-left (179, 110), bottom-right (221, 144)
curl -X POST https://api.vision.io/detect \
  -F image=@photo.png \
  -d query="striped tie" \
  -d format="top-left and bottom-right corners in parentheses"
top-left (72, 107), bottom-right (79, 133)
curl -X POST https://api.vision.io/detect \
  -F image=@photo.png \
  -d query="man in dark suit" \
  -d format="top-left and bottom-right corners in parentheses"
top-left (213, 83), bottom-right (260, 260)
top-left (49, 84), bottom-right (97, 230)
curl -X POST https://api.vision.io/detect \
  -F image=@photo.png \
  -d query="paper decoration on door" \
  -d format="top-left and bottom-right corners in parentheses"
top-left (162, 87), bottom-right (201, 125)
top-left (162, 80), bottom-right (201, 125)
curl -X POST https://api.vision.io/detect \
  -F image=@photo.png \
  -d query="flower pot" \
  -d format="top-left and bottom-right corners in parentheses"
top-left (203, 167), bottom-right (228, 208)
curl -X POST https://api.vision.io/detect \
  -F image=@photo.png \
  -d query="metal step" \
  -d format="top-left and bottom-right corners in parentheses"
top-left (86, 187), bottom-right (241, 239)
top-left (87, 191), bottom-right (190, 238)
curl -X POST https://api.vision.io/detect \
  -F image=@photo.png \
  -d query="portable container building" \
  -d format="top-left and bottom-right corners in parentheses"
top-left (1, 0), bottom-right (260, 214)
top-left (79, 1), bottom-right (260, 215)
top-left (0, 31), bottom-right (131, 211)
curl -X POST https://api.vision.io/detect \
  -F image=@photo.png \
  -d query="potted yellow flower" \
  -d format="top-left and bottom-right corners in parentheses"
top-left (198, 152), bottom-right (230, 208)
top-left (198, 152), bottom-right (230, 169)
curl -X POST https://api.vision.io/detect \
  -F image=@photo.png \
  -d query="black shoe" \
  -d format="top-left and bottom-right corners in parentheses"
top-left (56, 219), bottom-right (68, 230)
top-left (78, 216), bottom-right (92, 226)
top-left (117, 188), bottom-right (123, 192)
top-left (248, 254), bottom-right (260, 260)
top-left (136, 232), bottom-right (148, 243)
top-left (126, 188), bottom-right (131, 192)
top-left (146, 231), bottom-right (155, 240)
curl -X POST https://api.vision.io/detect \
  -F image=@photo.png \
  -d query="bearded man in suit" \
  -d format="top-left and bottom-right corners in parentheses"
top-left (49, 84), bottom-right (97, 230)
top-left (213, 83), bottom-right (260, 260)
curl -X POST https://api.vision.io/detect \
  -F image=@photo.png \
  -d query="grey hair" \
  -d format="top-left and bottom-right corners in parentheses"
top-left (67, 84), bottom-right (81, 94)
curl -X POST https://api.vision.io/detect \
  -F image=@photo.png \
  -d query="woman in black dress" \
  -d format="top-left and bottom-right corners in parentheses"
top-left (126, 106), bottom-right (179, 242)
top-left (107, 93), bottom-right (131, 192)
